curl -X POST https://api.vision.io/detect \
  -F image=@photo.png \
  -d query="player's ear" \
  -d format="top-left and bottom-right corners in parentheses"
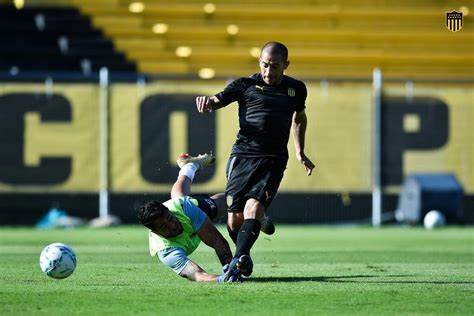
top-left (284, 60), bottom-right (290, 69)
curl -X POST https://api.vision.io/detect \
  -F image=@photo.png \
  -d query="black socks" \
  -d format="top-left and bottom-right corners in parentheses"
top-left (235, 219), bottom-right (261, 258)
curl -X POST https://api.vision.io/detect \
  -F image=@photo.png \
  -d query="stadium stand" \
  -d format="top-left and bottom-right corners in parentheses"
top-left (1, 0), bottom-right (473, 80)
top-left (0, 2), bottom-right (136, 75)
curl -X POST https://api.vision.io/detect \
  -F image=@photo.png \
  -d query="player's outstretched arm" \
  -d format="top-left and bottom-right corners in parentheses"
top-left (197, 217), bottom-right (233, 266)
top-left (178, 259), bottom-right (239, 283)
top-left (292, 110), bottom-right (315, 176)
top-left (177, 217), bottom-right (233, 282)
top-left (178, 259), bottom-right (219, 282)
top-left (196, 95), bottom-right (224, 113)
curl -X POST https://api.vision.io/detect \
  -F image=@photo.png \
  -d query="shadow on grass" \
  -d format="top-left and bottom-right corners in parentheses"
top-left (247, 275), bottom-right (474, 284)
top-left (247, 275), bottom-right (375, 283)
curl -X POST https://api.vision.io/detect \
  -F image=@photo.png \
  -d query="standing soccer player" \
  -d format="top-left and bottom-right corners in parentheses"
top-left (196, 42), bottom-right (315, 279)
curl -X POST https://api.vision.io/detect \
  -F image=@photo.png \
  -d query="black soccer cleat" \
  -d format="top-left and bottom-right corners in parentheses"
top-left (260, 215), bottom-right (275, 235)
top-left (236, 254), bottom-right (253, 277)
top-left (224, 254), bottom-right (254, 281)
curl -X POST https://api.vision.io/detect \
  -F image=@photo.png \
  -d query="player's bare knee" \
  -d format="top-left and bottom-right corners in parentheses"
top-left (227, 213), bottom-right (243, 231)
top-left (244, 199), bottom-right (265, 219)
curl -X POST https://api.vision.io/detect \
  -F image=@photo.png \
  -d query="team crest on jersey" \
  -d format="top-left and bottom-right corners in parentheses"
top-left (446, 11), bottom-right (463, 32)
top-left (288, 88), bottom-right (295, 97)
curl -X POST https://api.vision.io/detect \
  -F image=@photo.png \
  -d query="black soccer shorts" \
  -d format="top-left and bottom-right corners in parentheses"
top-left (225, 156), bottom-right (286, 212)
top-left (190, 194), bottom-right (218, 220)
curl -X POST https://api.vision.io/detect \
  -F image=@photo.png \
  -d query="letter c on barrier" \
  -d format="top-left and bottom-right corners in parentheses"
top-left (0, 93), bottom-right (72, 185)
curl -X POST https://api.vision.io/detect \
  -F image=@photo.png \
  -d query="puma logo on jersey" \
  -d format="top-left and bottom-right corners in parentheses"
top-left (255, 85), bottom-right (265, 91)
top-left (265, 191), bottom-right (271, 202)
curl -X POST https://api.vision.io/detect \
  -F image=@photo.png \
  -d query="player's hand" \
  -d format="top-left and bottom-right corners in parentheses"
top-left (196, 96), bottom-right (213, 113)
top-left (297, 152), bottom-right (315, 176)
top-left (215, 269), bottom-right (244, 283)
top-left (222, 264), bottom-right (229, 273)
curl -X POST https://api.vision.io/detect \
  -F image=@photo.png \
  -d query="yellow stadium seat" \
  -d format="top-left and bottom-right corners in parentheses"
top-left (24, 0), bottom-right (474, 80)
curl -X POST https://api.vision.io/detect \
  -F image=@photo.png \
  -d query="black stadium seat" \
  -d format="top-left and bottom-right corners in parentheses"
top-left (0, 4), bottom-right (137, 74)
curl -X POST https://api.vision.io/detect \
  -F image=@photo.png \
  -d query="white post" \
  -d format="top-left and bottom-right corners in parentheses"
top-left (99, 67), bottom-right (109, 218)
top-left (45, 76), bottom-right (53, 97)
top-left (372, 68), bottom-right (382, 227)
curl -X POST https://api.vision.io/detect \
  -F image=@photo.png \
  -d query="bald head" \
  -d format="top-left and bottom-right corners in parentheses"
top-left (258, 42), bottom-right (289, 85)
top-left (261, 42), bottom-right (288, 62)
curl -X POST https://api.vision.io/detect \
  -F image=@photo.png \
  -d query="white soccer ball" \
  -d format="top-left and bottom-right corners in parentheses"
top-left (39, 243), bottom-right (77, 279)
top-left (423, 210), bottom-right (446, 230)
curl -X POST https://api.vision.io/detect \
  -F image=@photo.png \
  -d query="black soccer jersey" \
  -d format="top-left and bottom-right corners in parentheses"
top-left (216, 73), bottom-right (307, 161)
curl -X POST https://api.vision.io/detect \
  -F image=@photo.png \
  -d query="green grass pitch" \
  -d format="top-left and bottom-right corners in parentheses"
top-left (0, 225), bottom-right (473, 315)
